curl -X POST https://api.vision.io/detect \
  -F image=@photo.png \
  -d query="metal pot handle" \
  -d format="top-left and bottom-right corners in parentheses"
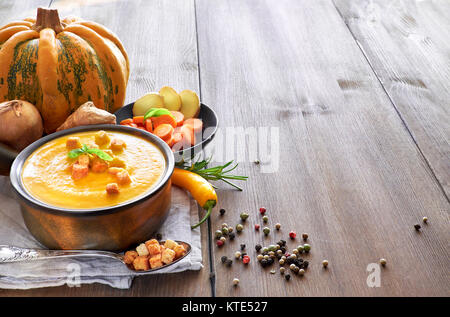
top-left (0, 142), bottom-right (18, 176)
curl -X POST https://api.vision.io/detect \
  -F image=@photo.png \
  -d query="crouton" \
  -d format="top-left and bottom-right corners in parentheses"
top-left (66, 137), bottom-right (82, 150)
top-left (116, 170), bottom-right (131, 185)
top-left (164, 239), bottom-right (178, 251)
top-left (133, 255), bottom-right (149, 271)
top-left (136, 243), bottom-right (149, 256)
top-left (91, 157), bottom-right (109, 173)
top-left (123, 250), bottom-right (138, 265)
top-left (77, 154), bottom-right (90, 166)
top-left (173, 244), bottom-right (187, 259)
top-left (146, 243), bottom-right (161, 256)
top-left (161, 247), bottom-right (176, 264)
top-left (110, 138), bottom-right (126, 152)
top-left (94, 130), bottom-right (111, 147)
top-left (144, 239), bottom-right (159, 252)
top-left (105, 183), bottom-right (119, 194)
top-left (149, 254), bottom-right (163, 269)
top-left (71, 163), bottom-right (88, 180)
top-left (109, 156), bottom-right (126, 168)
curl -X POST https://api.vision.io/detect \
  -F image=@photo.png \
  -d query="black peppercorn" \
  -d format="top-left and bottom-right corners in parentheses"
top-left (229, 232), bottom-right (235, 240)
top-left (219, 208), bottom-right (226, 216)
top-left (240, 244), bottom-right (246, 251)
top-left (225, 259), bottom-right (233, 267)
top-left (156, 233), bottom-right (162, 241)
top-left (255, 244), bottom-right (262, 252)
top-left (261, 259), bottom-right (268, 267)
top-left (285, 274), bottom-right (291, 281)
top-left (221, 256), bottom-right (228, 264)
top-left (414, 224), bottom-right (421, 231)
top-left (303, 260), bottom-right (309, 269)
top-left (280, 239), bottom-right (287, 246)
top-left (267, 258), bottom-right (274, 265)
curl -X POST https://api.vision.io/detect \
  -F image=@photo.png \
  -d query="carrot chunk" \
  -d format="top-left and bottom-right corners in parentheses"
top-left (183, 118), bottom-right (203, 132)
top-left (144, 118), bottom-right (153, 133)
top-left (120, 118), bottom-right (133, 125)
top-left (151, 114), bottom-right (177, 129)
top-left (133, 116), bottom-right (144, 125)
top-left (154, 123), bottom-right (174, 141)
top-left (181, 125), bottom-right (195, 146)
top-left (170, 111), bottom-right (185, 127)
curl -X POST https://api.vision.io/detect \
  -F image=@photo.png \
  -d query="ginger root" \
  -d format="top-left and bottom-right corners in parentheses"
top-left (56, 101), bottom-right (116, 131)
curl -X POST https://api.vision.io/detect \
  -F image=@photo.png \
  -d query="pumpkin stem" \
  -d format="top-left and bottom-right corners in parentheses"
top-left (32, 7), bottom-right (64, 33)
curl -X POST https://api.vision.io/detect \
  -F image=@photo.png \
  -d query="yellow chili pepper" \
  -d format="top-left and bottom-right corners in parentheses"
top-left (171, 168), bottom-right (217, 229)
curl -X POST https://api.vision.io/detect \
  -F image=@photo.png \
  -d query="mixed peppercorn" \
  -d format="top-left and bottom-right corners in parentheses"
top-left (214, 206), bottom-right (329, 285)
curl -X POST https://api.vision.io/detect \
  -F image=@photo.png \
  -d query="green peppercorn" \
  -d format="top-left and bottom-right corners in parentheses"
top-left (275, 223), bottom-right (281, 230)
top-left (236, 224), bottom-right (244, 232)
top-left (268, 245), bottom-right (277, 252)
top-left (262, 215), bottom-right (269, 223)
top-left (262, 247), bottom-right (269, 254)
top-left (222, 227), bottom-right (229, 235)
top-left (263, 227), bottom-right (270, 235)
top-left (263, 255), bottom-right (270, 260)
top-left (240, 212), bottom-right (249, 221)
top-left (257, 254), bottom-right (264, 261)
top-left (276, 250), bottom-right (283, 256)
top-left (297, 245), bottom-right (304, 253)
top-left (221, 223), bottom-right (228, 228)
top-left (268, 251), bottom-right (275, 258)
top-left (215, 230), bottom-right (222, 239)
top-left (303, 244), bottom-right (311, 252)
top-left (280, 267), bottom-right (286, 274)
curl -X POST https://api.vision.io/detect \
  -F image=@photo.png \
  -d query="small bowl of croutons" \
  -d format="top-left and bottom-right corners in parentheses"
top-left (123, 239), bottom-right (191, 272)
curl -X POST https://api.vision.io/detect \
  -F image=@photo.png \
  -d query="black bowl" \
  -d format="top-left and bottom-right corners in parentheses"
top-left (114, 102), bottom-right (218, 162)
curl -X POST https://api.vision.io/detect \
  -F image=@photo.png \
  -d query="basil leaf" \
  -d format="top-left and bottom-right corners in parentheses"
top-left (68, 147), bottom-right (86, 159)
top-left (86, 148), bottom-right (113, 161)
top-left (143, 108), bottom-right (174, 121)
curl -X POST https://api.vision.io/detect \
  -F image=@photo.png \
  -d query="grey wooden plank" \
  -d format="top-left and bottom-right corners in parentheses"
top-left (0, 0), bottom-right (210, 296)
top-left (334, 0), bottom-right (450, 197)
top-left (196, 0), bottom-right (450, 296)
top-left (0, 0), bottom-right (49, 23)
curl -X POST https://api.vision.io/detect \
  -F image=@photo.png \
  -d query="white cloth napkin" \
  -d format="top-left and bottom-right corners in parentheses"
top-left (0, 176), bottom-right (202, 289)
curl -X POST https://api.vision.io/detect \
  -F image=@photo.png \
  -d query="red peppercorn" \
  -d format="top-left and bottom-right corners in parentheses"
top-left (285, 252), bottom-right (291, 258)
top-left (216, 240), bottom-right (224, 247)
top-left (242, 255), bottom-right (250, 264)
top-left (255, 224), bottom-right (260, 230)
top-left (259, 207), bottom-right (266, 215)
top-left (289, 231), bottom-right (296, 239)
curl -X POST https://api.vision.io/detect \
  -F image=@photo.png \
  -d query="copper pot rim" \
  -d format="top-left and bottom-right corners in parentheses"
top-left (10, 124), bottom-right (175, 217)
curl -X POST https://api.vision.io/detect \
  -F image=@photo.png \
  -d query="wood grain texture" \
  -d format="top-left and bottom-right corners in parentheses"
top-left (334, 0), bottom-right (450, 197)
top-left (196, 0), bottom-right (449, 296)
top-left (0, 0), bottom-right (210, 297)
top-left (0, 0), bottom-right (49, 23)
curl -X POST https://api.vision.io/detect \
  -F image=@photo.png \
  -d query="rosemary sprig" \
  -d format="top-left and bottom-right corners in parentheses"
top-left (178, 157), bottom-right (248, 191)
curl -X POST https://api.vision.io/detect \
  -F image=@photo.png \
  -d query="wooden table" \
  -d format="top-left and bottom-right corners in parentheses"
top-left (0, 0), bottom-right (448, 297)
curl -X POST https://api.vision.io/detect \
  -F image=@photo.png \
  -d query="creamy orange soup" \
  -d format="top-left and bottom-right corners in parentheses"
top-left (21, 131), bottom-right (166, 209)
